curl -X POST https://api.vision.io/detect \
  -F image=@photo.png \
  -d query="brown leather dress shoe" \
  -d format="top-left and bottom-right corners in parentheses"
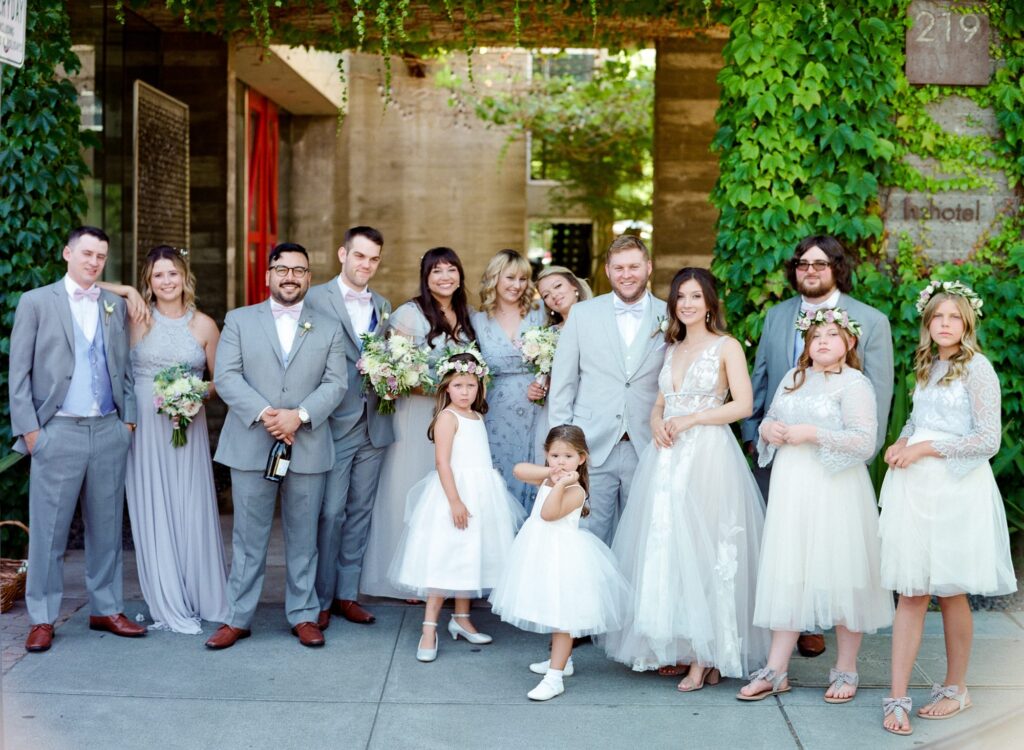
top-left (317, 610), bottom-right (330, 630)
top-left (333, 599), bottom-right (376, 624)
top-left (88, 614), bottom-right (147, 637)
top-left (291, 621), bottom-right (326, 647)
top-left (797, 633), bottom-right (827, 657)
top-left (205, 624), bottom-right (251, 650)
top-left (25, 624), bottom-right (54, 653)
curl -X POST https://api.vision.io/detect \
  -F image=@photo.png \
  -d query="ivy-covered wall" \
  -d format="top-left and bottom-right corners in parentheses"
top-left (710, 0), bottom-right (1024, 532)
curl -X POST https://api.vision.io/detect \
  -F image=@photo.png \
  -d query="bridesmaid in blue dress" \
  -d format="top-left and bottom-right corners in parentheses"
top-left (471, 250), bottom-right (547, 510)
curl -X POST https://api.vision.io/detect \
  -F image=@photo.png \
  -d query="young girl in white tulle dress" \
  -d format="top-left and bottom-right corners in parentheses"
top-left (879, 281), bottom-right (1016, 736)
top-left (489, 425), bottom-right (631, 701)
top-left (388, 348), bottom-right (525, 662)
top-left (737, 309), bottom-right (893, 705)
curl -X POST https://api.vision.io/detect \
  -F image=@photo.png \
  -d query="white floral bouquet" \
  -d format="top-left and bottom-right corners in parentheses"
top-left (516, 325), bottom-right (560, 405)
top-left (356, 333), bottom-right (433, 415)
top-left (152, 363), bottom-right (210, 448)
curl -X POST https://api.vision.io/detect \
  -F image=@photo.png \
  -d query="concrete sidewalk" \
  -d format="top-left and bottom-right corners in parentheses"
top-left (2, 517), bottom-right (1022, 749)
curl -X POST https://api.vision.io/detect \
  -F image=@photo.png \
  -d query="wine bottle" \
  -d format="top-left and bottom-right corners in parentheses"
top-left (263, 440), bottom-right (291, 483)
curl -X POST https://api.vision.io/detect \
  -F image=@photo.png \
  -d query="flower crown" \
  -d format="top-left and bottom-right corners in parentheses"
top-left (436, 344), bottom-right (490, 380)
top-left (795, 307), bottom-right (862, 337)
top-left (915, 279), bottom-right (983, 317)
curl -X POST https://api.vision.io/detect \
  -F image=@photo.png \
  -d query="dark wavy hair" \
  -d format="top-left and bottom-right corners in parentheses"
top-left (543, 424), bottom-right (591, 518)
top-left (664, 267), bottom-right (727, 344)
top-left (413, 247), bottom-right (477, 345)
top-left (784, 235), bottom-right (852, 293)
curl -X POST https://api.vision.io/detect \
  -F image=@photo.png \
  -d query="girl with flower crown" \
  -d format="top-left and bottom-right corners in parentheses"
top-left (879, 281), bottom-right (1016, 736)
top-left (388, 349), bottom-right (525, 662)
top-left (738, 308), bottom-right (893, 705)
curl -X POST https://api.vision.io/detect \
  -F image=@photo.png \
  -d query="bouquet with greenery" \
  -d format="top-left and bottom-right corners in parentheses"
top-left (152, 363), bottom-right (210, 448)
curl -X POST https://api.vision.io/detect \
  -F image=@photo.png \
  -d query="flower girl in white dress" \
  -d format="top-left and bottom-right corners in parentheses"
top-left (879, 281), bottom-right (1016, 736)
top-left (388, 348), bottom-right (524, 662)
top-left (489, 425), bottom-right (631, 701)
top-left (738, 309), bottom-right (893, 704)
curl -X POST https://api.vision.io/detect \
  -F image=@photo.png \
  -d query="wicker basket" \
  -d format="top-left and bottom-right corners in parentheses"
top-left (1, 520), bottom-right (29, 613)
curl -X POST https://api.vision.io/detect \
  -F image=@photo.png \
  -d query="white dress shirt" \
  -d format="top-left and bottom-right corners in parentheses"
top-left (273, 300), bottom-right (303, 360)
top-left (613, 292), bottom-right (649, 348)
top-left (337, 276), bottom-right (373, 336)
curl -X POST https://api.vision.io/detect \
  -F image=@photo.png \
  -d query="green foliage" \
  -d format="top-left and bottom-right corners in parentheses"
top-left (0, 0), bottom-right (93, 550)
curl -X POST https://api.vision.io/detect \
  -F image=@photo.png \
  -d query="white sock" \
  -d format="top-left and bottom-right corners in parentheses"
top-left (545, 668), bottom-right (564, 685)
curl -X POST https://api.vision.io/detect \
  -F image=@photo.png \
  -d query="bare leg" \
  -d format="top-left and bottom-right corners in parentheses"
top-left (884, 594), bottom-right (929, 733)
top-left (825, 625), bottom-right (863, 701)
top-left (452, 597), bottom-right (481, 633)
top-left (420, 595), bottom-right (444, 649)
top-left (738, 630), bottom-right (798, 697)
top-left (550, 632), bottom-right (573, 670)
top-left (919, 594), bottom-right (973, 717)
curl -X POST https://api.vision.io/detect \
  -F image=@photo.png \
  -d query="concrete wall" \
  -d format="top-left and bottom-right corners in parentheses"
top-left (652, 36), bottom-right (726, 293)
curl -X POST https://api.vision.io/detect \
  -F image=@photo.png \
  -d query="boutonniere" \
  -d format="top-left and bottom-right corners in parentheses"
top-left (103, 300), bottom-right (115, 322)
top-left (299, 320), bottom-right (314, 336)
top-left (650, 315), bottom-right (668, 338)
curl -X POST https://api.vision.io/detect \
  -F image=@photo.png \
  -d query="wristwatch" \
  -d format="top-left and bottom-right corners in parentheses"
top-left (297, 407), bottom-right (310, 424)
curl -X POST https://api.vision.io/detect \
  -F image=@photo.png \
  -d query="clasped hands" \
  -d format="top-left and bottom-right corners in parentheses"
top-left (262, 408), bottom-right (302, 444)
top-left (548, 467), bottom-right (579, 486)
top-left (652, 415), bottom-right (698, 448)
top-left (759, 421), bottom-right (817, 447)
top-left (884, 438), bottom-right (931, 469)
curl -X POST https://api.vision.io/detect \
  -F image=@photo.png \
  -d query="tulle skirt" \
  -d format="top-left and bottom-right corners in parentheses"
top-left (489, 517), bottom-right (632, 637)
top-left (754, 444), bottom-right (893, 633)
top-left (879, 429), bottom-right (1017, 598)
top-left (388, 468), bottom-right (525, 598)
top-left (602, 424), bottom-right (769, 677)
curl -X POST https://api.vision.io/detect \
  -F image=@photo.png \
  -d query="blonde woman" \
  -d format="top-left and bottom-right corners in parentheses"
top-left (101, 246), bottom-right (228, 634)
top-left (470, 250), bottom-right (547, 509)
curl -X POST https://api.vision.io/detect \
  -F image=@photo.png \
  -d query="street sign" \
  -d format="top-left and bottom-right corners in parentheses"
top-left (1, 0), bottom-right (27, 68)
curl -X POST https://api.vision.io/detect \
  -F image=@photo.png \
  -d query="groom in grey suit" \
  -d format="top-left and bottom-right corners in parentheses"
top-left (9, 226), bottom-right (146, 653)
top-left (206, 243), bottom-right (347, 650)
top-left (305, 226), bottom-right (394, 629)
top-left (549, 235), bottom-right (666, 545)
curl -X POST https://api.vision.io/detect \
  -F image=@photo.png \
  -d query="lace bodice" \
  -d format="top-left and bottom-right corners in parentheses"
top-left (388, 301), bottom-right (472, 376)
top-left (131, 309), bottom-right (206, 379)
top-left (757, 366), bottom-right (877, 473)
top-left (658, 338), bottom-right (728, 417)
top-left (899, 354), bottom-right (1002, 478)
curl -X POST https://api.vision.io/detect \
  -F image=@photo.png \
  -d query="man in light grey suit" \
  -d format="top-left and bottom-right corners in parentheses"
top-left (205, 243), bottom-right (347, 650)
top-left (305, 226), bottom-right (394, 629)
top-left (9, 226), bottom-right (146, 653)
top-left (742, 234), bottom-right (893, 658)
top-left (549, 235), bottom-right (667, 545)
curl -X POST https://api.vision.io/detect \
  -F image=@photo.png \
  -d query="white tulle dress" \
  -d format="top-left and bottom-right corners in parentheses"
top-left (879, 354), bottom-right (1016, 598)
top-left (489, 483), bottom-right (632, 637)
top-left (602, 338), bottom-right (769, 677)
top-left (754, 366), bottom-right (893, 633)
top-left (388, 409), bottom-right (525, 598)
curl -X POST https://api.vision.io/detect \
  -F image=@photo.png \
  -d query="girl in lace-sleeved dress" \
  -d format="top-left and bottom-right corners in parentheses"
top-left (737, 309), bottom-right (892, 705)
top-left (879, 282), bottom-right (1016, 737)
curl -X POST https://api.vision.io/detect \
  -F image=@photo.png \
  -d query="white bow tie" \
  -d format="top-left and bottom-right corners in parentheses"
top-left (614, 299), bottom-right (645, 319)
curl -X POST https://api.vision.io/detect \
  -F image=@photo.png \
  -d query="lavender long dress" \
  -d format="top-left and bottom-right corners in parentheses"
top-left (125, 309), bottom-right (229, 633)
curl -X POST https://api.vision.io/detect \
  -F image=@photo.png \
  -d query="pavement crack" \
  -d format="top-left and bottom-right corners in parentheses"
top-left (775, 696), bottom-right (804, 750)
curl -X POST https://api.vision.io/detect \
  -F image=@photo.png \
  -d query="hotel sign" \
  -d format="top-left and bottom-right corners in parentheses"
top-left (0, 0), bottom-right (26, 67)
top-left (906, 1), bottom-right (992, 86)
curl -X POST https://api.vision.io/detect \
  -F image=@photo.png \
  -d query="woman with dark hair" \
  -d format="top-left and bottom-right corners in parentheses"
top-left (360, 247), bottom-right (478, 599)
top-left (101, 246), bottom-right (228, 634)
top-left (604, 267), bottom-right (769, 690)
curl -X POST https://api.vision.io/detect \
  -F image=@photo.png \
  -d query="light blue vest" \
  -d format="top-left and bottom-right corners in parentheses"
top-left (63, 315), bottom-right (116, 416)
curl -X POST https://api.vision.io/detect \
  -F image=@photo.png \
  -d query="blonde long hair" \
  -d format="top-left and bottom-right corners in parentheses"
top-left (141, 245), bottom-right (197, 311)
top-left (536, 265), bottom-right (593, 324)
top-left (914, 292), bottom-right (980, 386)
top-left (478, 249), bottom-right (537, 317)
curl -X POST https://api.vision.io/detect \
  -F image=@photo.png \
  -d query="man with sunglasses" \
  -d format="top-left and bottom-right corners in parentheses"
top-left (742, 235), bottom-right (893, 658)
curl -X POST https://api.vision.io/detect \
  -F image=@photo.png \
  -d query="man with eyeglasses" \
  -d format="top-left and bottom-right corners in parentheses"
top-left (207, 242), bottom-right (348, 650)
top-left (742, 235), bottom-right (893, 658)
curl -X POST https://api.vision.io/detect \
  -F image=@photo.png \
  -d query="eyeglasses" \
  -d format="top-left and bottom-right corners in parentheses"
top-left (794, 260), bottom-right (832, 272)
top-left (270, 265), bottom-right (310, 278)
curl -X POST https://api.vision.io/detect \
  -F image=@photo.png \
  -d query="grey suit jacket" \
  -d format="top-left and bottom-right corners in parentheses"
top-left (549, 293), bottom-right (667, 466)
top-left (743, 293), bottom-right (894, 455)
top-left (304, 280), bottom-right (395, 449)
top-left (213, 300), bottom-right (347, 474)
top-left (9, 281), bottom-right (136, 453)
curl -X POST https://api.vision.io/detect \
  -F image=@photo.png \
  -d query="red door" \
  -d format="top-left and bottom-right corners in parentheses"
top-left (246, 90), bottom-right (279, 304)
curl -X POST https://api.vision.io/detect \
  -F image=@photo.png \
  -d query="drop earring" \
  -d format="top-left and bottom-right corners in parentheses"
top-left (705, 312), bottom-right (711, 323)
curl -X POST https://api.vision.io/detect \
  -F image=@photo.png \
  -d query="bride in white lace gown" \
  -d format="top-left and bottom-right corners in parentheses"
top-left (603, 269), bottom-right (768, 688)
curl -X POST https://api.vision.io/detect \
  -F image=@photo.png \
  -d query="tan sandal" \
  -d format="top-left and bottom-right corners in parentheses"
top-left (677, 667), bottom-right (720, 692)
top-left (658, 664), bottom-right (689, 677)
top-left (736, 667), bottom-right (790, 701)
top-left (917, 684), bottom-right (971, 720)
top-left (882, 696), bottom-right (913, 736)
top-left (823, 668), bottom-right (859, 704)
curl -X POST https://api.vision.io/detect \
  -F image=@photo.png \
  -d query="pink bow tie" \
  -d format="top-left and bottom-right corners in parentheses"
top-left (345, 289), bottom-right (372, 304)
top-left (270, 301), bottom-right (301, 321)
top-left (73, 286), bottom-right (100, 302)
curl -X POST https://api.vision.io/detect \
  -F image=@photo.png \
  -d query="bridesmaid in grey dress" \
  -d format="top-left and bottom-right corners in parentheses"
top-left (360, 247), bottom-right (477, 599)
top-left (531, 265), bottom-right (593, 463)
top-left (471, 250), bottom-right (547, 509)
top-left (107, 246), bottom-right (229, 633)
